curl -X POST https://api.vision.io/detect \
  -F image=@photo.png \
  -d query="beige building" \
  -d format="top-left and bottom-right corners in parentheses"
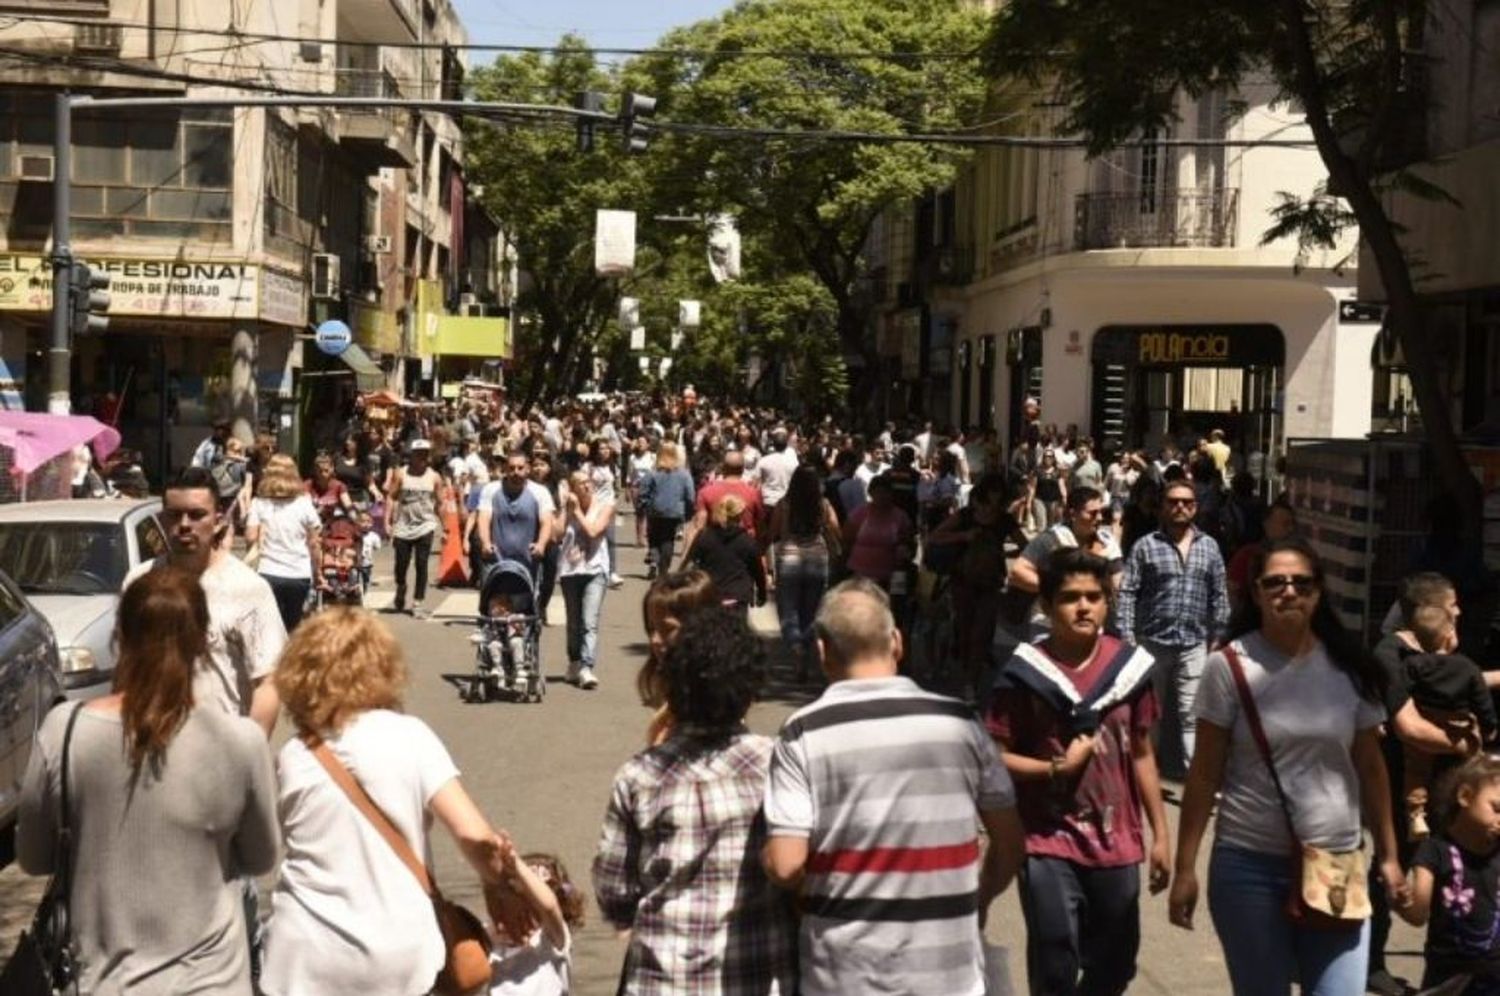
top-left (0, 0), bottom-right (507, 476)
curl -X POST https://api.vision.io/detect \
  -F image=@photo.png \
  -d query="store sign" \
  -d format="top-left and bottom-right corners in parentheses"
top-left (314, 319), bottom-right (353, 357)
top-left (0, 253), bottom-right (286, 322)
top-left (260, 268), bottom-right (306, 327)
top-left (1138, 331), bottom-right (1232, 364)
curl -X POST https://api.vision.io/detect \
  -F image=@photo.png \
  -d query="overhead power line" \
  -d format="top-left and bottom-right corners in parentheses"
top-left (0, 13), bottom-right (983, 60)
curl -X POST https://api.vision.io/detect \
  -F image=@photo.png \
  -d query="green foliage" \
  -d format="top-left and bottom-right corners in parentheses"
top-left (1260, 184), bottom-right (1357, 272)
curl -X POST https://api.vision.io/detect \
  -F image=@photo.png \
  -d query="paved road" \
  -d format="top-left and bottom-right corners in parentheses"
top-left (1, 519), bottom-right (1427, 993)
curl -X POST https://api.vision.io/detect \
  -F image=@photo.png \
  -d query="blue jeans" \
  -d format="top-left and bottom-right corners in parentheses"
top-left (774, 557), bottom-right (827, 649)
top-left (1208, 845), bottom-right (1370, 996)
top-left (1143, 640), bottom-right (1208, 779)
top-left (1018, 856), bottom-right (1140, 996)
top-left (560, 572), bottom-right (606, 668)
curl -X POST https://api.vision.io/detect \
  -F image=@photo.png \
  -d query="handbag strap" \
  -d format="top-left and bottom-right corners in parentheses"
top-left (54, 702), bottom-right (85, 910)
top-left (305, 736), bottom-right (439, 899)
top-left (1222, 644), bottom-right (1300, 845)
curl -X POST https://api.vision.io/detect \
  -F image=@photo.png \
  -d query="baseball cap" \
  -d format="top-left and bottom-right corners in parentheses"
top-left (409, 439), bottom-right (432, 452)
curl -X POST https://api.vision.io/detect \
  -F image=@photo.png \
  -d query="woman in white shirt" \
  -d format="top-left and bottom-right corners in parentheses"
top-left (245, 453), bottom-right (322, 631)
top-left (261, 607), bottom-right (526, 996)
top-left (558, 470), bottom-right (614, 691)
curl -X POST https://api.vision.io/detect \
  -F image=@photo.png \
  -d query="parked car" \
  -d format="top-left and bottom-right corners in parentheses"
top-left (0, 566), bottom-right (62, 835)
top-left (0, 499), bottom-right (166, 698)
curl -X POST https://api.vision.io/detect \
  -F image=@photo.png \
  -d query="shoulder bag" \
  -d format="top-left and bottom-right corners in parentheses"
top-left (1, 703), bottom-right (85, 996)
top-left (1223, 645), bottom-right (1371, 929)
top-left (307, 738), bottom-right (492, 995)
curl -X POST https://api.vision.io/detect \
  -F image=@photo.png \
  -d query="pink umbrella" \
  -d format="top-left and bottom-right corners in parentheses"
top-left (0, 412), bottom-right (122, 474)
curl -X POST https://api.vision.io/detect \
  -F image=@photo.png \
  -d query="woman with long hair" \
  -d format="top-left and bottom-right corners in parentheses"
top-left (245, 453), bottom-right (323, 631)
top-left (766, 464), bottom-right (839, 677)
top-left (640, 442), bottom-right (695, 577)
top-left (558, 469), bottom-right (615, 690)
top-left (17, 567), bottom-right (278, 995)
top-left (1168, 537), bottom-right (1403, 994)
top-left (260, 608), bottom-right (521, 996)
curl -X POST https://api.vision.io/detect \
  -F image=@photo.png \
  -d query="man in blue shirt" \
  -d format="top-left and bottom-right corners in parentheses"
top-left (1118, 478), bottom-right (1229, 779)
top-left (477, 451), bottom-right (547, 576)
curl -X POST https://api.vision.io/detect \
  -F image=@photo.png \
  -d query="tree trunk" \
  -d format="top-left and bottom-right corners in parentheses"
top-left (1278, 1), bottom-right (1483, 531)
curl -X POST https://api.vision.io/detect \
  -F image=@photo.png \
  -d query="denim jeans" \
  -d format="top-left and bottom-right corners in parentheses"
top-left (1143, 639), bottom-right (1208, 778)
top-left (647, 516), bottom-right (681, 572)
top-left (393, 532), bottom-right (434, 607)
top-left (1208, 845), bottom-right (1370, 996)
top-left (1018, 855), bottom-right (1140, 996)
top-left (774, 557), bottom-right (828, 649)
top-left (262, 574), bottom-right (310, 632)
top-left (560, 572), bottom-right (607, 668)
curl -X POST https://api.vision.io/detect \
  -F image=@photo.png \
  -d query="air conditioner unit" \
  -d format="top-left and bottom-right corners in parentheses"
top-left (311, 253), bottom-right (341, 299)
top-left (17, 154), bottom-right (54, 181)
top-left (364, 235), bottom-right (392, 255)
top-left (460, 302), bottom-right (486, 318)
top-left (74, 22), bottom-right (123, 54)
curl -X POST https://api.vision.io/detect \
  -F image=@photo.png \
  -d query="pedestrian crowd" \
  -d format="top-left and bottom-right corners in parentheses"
top-left (9, 386), bottom-right (1500, 996)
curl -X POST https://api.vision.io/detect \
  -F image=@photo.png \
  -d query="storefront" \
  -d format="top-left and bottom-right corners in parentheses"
top-left (1090, 323), bottom-right (1284, 464)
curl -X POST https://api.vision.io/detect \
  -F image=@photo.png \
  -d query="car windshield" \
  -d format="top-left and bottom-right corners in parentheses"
top-left (0, 522), bottom-right (128, 594)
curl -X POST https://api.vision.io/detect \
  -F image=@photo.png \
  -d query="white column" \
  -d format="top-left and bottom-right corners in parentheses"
top-left (230, 327), bottom-right (257, 441)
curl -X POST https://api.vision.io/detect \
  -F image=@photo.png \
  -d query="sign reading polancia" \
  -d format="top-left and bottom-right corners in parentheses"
top-left (0, 254), bottom-right (275, 321)
top-left (1092, 324), bottom-right (1286, 369)
top-left (1137, 331), bottom-right (1232, 364)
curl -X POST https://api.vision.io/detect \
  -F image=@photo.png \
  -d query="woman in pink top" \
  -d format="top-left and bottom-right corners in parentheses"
top-left (842, 475), bottom-right (915, 586)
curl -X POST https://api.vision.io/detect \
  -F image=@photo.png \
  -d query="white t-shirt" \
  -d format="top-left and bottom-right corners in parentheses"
top-left (558, 502), bottom-right (613, 578)
top-left (488, 926), bottom-right (571, 996)
top-left (125, 554), bottom-right (287, 718)
top-left (757, 447), bottom-right (799, 507)
top-left (853, 460), bottom-right (889, 485)
top-left (247, 495), bottom-right (323, 579)
top-left (1194, 632), bottom-right (1385, 854)
top-left (261, 710), bottom-right (461, 996)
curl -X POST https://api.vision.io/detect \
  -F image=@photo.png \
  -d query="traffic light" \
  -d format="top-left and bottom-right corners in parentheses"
top-left (576, 91), bottom-right (605, 154)
top-left (620, 92), bottom-right (657, 155)
top-left (70, 261), bottom-right (110, 336)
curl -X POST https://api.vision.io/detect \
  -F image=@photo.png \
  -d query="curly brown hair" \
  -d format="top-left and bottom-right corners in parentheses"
top-left (522, 853), bottom-right (585, 927)
top-left (637, 569), bottom-right (720, 707)
top-left (275, 607), bottom-right (407, 736)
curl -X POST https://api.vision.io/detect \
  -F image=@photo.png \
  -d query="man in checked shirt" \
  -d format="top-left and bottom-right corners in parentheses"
top-left (1118, 478), bottom-right (1230, 780)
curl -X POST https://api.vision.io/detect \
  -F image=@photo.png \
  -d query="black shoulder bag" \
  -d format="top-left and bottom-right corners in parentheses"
top-left (1, 703), bottom-right (84, 996)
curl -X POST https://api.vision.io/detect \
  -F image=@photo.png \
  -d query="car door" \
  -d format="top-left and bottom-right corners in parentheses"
top-left (0, 573), bottom-right (39, 826)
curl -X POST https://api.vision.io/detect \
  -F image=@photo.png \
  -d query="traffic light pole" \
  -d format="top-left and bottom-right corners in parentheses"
top-left (49, 92), bottom-right (73, 415)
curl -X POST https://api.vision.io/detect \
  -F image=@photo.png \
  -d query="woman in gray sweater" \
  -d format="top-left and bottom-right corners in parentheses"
top-left (18, 566), bottom-right (279, 995)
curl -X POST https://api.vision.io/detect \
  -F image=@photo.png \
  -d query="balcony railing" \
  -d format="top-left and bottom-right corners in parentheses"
top-left (334, 67), bottom-right (400, 101)
top-left (1074, 189), bottom-right (1239, 250)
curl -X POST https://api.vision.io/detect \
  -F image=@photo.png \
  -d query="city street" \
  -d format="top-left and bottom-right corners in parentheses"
top-left (1, 525), bottom-right (1426, 993)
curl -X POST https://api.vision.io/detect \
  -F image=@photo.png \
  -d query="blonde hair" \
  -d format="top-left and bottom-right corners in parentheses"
top-left (654, 442), bottom-right (681, 471)
top-left (224, 437), bottom-right (245, 458)
top-left (275, 607), bottom-right (407, 736)
top-left (257, 453), bottom-right (303, 499)
top-left (712, 493), bottom-right (746, 527)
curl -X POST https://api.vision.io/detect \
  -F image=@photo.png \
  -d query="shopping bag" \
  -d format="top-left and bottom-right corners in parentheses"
top-left (983, 941), bottom-right (1015, 996)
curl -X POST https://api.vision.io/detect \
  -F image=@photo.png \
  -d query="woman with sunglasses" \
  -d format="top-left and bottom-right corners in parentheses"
top-left (1167, 537), bottom-right (1405, 995)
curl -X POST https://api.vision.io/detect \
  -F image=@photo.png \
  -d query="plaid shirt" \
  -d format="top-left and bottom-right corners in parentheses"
top-left (592, 730), bottom-right (798, 996)
top-left (1118, 527), bottom-right (1229, 647)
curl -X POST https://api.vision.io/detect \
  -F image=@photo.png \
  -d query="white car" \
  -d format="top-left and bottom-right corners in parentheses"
top-left (0, 499), bottom-right (167, 698)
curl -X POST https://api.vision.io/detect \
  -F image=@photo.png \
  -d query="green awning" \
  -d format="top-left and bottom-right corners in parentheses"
top-left (337, 342), bottom-right (385, 391)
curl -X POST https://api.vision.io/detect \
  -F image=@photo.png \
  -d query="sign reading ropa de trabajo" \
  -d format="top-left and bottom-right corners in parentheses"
top-left (0, 254), bottom-right (294, 323)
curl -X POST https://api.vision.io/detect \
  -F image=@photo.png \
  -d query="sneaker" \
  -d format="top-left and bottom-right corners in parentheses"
top-left (565, 661), bottom-right (583, 685)
top-left (411, 601), bottom-right (428, 620)
top-left (608, 573), bottom-right (624, 589)
top-left (577, 666), bottom-right (599, 690)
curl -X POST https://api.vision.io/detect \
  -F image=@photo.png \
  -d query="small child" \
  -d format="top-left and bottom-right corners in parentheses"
top-left (487, 850), bottom-right (582, 995)
top-left (358, 511), bottom-right (381, 592)
top-left (1398, 754), bottom-right (1500, 992)
top-left (1403, 604), bottom-right (1498, 839)
top-left (637, 570), bottom-right (720, 746)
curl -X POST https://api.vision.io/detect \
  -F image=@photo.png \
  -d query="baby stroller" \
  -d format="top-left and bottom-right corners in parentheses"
top-left (317, 510), bottom-right (365, 609)
top-left (462, 559), bottom-right (544, 703)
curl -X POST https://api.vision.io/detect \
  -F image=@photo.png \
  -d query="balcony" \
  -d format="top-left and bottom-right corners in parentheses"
top-left (334, 68), bottom-right (417, 170)
top-left (335, 0), bottom-right (417, 45)
top-left (1074, 189), bottom-right (1239, 251)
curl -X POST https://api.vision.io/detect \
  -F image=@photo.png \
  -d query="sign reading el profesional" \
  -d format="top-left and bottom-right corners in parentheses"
top-left (0, 254), bottom-right (307, 326)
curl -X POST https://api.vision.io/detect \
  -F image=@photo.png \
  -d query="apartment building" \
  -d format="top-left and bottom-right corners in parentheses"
top-left (0, 0), bottom-right (509, 476)
top-left (871, 79), bottom-right (1376, 472)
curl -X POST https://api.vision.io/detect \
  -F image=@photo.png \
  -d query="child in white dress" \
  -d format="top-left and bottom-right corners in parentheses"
top-left (487, 851), bottom-right (582, 996)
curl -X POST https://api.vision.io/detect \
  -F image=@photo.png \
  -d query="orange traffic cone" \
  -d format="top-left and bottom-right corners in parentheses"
top-left (437, 485), bottom-right (470, 587)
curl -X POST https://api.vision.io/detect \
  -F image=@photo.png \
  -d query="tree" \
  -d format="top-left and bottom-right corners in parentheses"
top-left (465, 38), bottom-right (651, 407)
top-left (987, 0), bottom-right (1483, 523)
top-left (636, 0), bottom-right (989, 424)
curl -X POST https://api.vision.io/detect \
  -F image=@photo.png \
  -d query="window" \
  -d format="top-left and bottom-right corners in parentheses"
top-left (1139, 130), bottom-right (1161, 214)
top-left (0, 577), bottom-right (23, 632)
top-left (134, 516), bottom-right (169, 561)
top-left (0, 523), bottom-right (128, 594)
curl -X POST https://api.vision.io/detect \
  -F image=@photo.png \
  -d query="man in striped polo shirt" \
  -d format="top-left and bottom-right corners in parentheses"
top-left (763, 579), bottom-right (1024, 995)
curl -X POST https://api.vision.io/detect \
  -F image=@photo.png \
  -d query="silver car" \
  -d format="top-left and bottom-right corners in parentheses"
top-left (0, 566), bottom-right (62, 833)
top-left (0, 499), bottom-right (167, 698)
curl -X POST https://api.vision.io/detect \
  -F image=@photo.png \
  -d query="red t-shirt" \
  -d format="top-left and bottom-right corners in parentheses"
top-left (306, 478), bottom-right (347, 520)
top-left (696, 479), bottom-right (763, 535)
top-left (985, 635), bottom-right (1160, 868)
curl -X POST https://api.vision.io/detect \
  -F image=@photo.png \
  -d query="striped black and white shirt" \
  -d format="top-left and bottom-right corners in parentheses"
top-left (764, 676), bottom-right (1016, 996)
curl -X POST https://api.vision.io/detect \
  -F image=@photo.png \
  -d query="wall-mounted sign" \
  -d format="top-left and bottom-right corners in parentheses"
top-left (1093, 324), bottom-right (1285, 369)
top-left (314, 319), bottom-right (353, 357)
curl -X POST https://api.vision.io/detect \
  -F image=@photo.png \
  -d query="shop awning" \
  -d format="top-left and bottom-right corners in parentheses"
top-left (338, 343), bottom-right (385, 391)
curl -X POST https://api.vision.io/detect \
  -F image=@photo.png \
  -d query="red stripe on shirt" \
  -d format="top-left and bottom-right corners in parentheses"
top-left (806, 840), bottom-right (980, 875)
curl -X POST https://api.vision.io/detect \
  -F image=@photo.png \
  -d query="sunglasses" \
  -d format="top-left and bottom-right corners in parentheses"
top-left (1165, 497), bottom-right (1197, 508)
top-left (1257, 574), bottom-right (1317, 595)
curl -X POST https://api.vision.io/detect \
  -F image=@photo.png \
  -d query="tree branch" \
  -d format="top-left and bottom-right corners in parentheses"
top-left (1357, 0), bottom-right (1404, 174)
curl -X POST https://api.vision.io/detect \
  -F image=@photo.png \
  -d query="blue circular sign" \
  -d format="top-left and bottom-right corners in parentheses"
top-left (314, 319), bottom-right (352, 357)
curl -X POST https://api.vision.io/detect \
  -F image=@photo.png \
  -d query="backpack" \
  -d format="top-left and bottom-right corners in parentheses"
top-left (210, 458), bottom-right (243, 501)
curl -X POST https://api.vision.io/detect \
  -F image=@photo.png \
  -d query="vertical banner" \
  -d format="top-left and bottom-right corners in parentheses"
top-left (678, 300), bottom-right (701, 328)
top-left (595, 210), bottom-right (637, 277)
top-left (618, 297), bottom-right (640, 332)
top-left (630, 326), bottom-right (646, 351)
top-left (706, 215), bottom-right (742, 283)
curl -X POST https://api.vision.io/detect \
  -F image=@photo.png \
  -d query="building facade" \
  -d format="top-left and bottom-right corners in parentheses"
top-left (0, 0), bottom-right (509, 477)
